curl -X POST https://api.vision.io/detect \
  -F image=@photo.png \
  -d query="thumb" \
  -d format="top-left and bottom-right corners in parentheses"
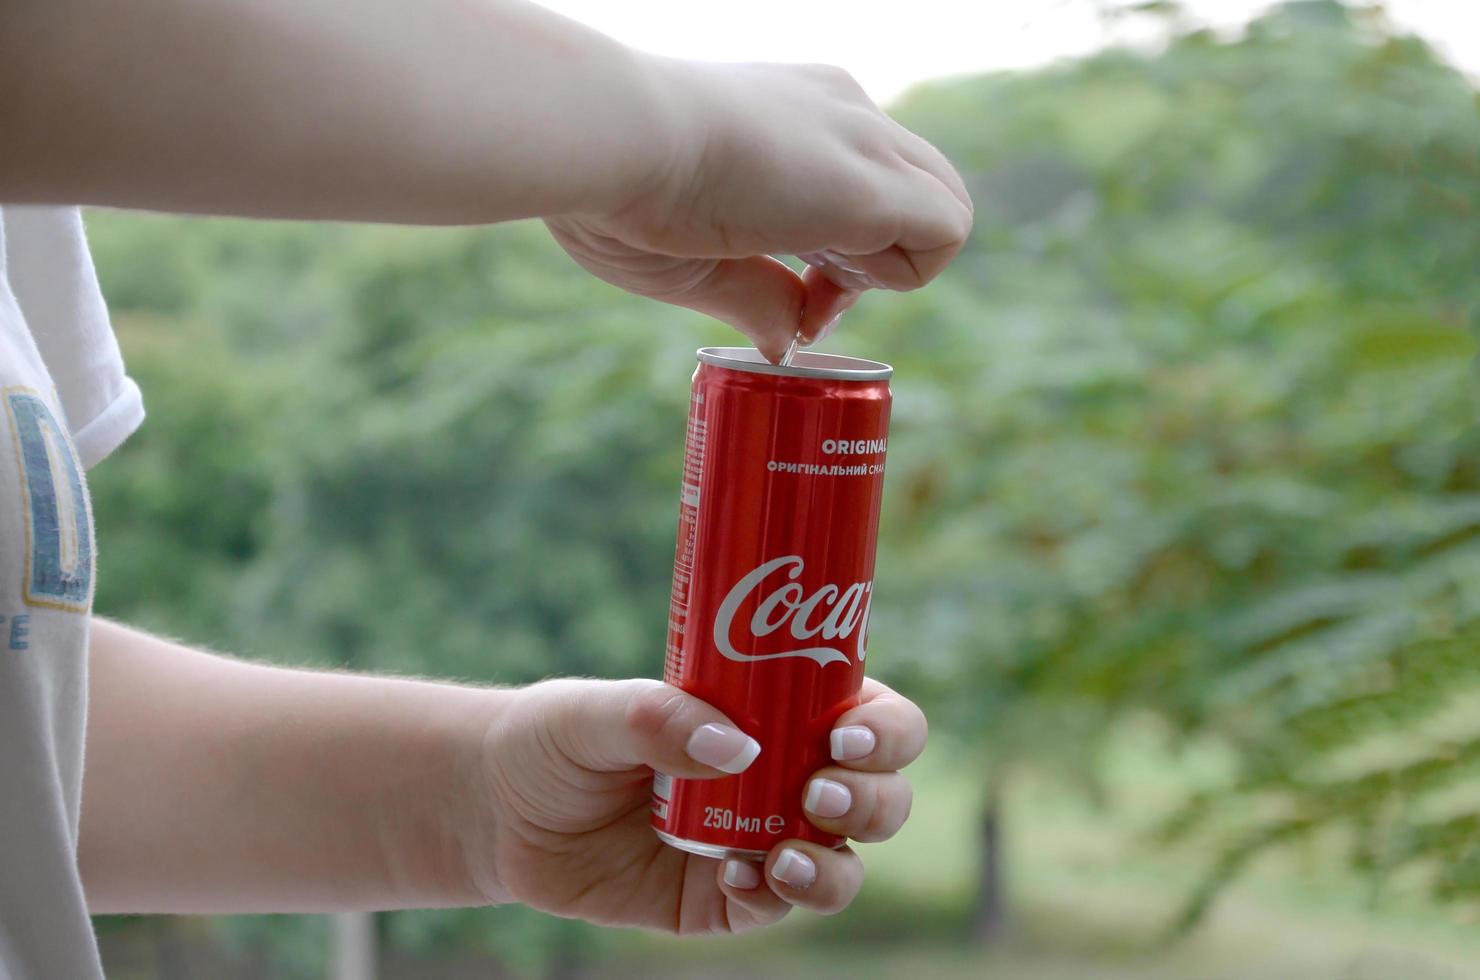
top-left (546, 218), bottom-right (805, 363)
top-left (550, 679), bottom-right (762, 779)
top-left (654, 256), bottom-right (805, 364)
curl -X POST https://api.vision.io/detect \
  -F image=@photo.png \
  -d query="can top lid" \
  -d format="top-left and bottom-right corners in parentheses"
top-left (696, 347), bottom-right (893, 381)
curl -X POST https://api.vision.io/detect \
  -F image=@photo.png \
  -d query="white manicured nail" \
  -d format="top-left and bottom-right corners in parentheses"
top-left (723, 860), bottom-right (761, 890)
top-left (686, 723), bottom-right (761, 774)
top-left (770, 848), bottom-right (816, 890)
top-left (804, 778), bottom-right (852, 819)
top-left (830, 726), bottom-right (876, 761)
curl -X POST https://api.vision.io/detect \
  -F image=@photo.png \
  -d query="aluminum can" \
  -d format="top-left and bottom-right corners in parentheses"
top-left (652, 346), bottom-right (893, 859)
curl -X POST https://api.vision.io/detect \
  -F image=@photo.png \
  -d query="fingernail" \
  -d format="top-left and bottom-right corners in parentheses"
top-left (804, 778), bottom-right (852, 819)
top-left (828, 269), bottom-right (877, 292)
top-left (723, 860), bottom-right (762, 890)
top-left (830, 726), bottom-right (876, 762)
top-left (686, 723), bottom-right (762, 774)
top-left (820, 250), bottom-right (867, 275)
top-left (770, 848), bottom-right (817, 890)
top-left (804, 312), bottom-right (842, 349)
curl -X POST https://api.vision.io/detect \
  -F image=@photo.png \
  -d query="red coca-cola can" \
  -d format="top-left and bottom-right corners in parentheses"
top-left (652, 346), bottom-right (892, 858)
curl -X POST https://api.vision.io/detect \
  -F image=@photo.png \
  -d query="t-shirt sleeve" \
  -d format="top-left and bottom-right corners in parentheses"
top-left (2, 206), bottom-right (144, 469)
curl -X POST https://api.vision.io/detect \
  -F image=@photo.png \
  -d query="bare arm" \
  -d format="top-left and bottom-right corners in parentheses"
top-left (0, 0), bottom-right (972, 354)
top-left (78, 618), bottom-right (928, 926)
top-left (0, 0), bottom-right (670, 222)
top-left (79, 617), bottom-right (501, 913)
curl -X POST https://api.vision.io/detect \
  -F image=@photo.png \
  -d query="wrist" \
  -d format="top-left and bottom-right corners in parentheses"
top-left (384, 684), bottom-right (515, 909)
top-left (442, 686), bottom-right (520, 906)
top-left (551, 47), bottom-right (699, 219)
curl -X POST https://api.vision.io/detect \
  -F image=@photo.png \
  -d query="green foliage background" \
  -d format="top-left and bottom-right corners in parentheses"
top-left (84, 1), bottom-right (1479, 975)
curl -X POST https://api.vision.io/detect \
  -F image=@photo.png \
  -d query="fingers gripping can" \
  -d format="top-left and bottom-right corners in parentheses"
top-left (652, 347), bottom-right (892, 858)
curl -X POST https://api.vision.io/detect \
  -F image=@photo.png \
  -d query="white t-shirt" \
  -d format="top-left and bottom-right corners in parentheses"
top-left (0, 205), bottom-right (144, 979)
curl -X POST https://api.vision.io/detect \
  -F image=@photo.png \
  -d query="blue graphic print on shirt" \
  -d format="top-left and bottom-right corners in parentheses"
top-left (6, 390), bottom-right (93, 612)
top-left (0, 614), bottom-right (30, 650)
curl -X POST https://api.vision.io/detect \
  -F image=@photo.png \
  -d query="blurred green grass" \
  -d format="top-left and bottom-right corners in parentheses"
top-left (607, 727), bottom-right (1480, 980)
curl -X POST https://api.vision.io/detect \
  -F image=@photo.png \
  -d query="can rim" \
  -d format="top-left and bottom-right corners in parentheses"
top-left (696, 346), bottom-right (893, 381)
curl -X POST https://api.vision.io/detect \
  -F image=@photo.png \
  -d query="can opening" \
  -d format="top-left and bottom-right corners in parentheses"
top-left (697, 347), bottom-right (893, 381)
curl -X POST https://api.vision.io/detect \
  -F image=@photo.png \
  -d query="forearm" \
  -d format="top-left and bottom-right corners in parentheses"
top-left (0, 0), bottom-right (674, 222)
top-left (79, 617), bottom-right (506, 914)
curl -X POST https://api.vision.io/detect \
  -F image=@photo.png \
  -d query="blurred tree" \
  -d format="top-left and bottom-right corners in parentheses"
top-left (876, 0), bottom-right (1480, 937)
top-left (83, 0), bottom-right (1480, 971)
top-left (184, 221), bottom-right (710, 698)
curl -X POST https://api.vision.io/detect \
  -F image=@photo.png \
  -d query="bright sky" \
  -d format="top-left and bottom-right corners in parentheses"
top-left (540, 0), bottom-right (1480, 104)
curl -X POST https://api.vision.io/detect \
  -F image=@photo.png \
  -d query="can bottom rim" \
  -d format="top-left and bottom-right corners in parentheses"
top-left (655, 830), bottom-right (769, 861)
top-left (653, 829), bottom-right (847, 861)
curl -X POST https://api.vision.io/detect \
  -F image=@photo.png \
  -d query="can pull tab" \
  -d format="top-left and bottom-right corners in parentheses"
top-left (779, 331), bottom-right (802, 368)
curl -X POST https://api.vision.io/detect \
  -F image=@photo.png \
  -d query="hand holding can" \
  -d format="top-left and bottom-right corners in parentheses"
top-left (653, 346), bottom-right (893, 859)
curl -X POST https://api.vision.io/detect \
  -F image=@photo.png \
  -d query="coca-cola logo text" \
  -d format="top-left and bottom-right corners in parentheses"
top-left (712, 555), bottom-right (871, 668)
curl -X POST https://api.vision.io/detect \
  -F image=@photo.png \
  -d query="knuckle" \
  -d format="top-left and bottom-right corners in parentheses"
top-left (868, 178), bottom-right (900, 221)
top-left (875, 701), bottom-right (929, 766)
top-left (915, 214), bottom-right (967, 261)
top-left (824, 64), bottom-right (865, 97)
top-left (909, 702), bottom-right (931, 749)
top-left (623, 683), bottom-right (688, 741)
top-left (957, 198), bottom-right (976, 233)
top-left (821, 175), bottom-right (897, 256)
top-left (862, 804), bottom-right (890, 842)
top-left (940, 212), bottom-right (970, 249)
top-left (951, 211), bottom-right (974, 247)
top-left (859, 780), bottom-right (899, 841)
top-left (876, 713), bottom-right (913, 752)
top-left (804, 878), bottom-right (854, 915)
top-left (888, 777), bottom-right (915, 831)
top-left (819, 874), bottom-right (863, 915)
top-left (851, 210), bottom-right (893, 251)
top-left (832, 164), bottom-right (875, 209)
top-left (805, 62), bottom-right (852, 84)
